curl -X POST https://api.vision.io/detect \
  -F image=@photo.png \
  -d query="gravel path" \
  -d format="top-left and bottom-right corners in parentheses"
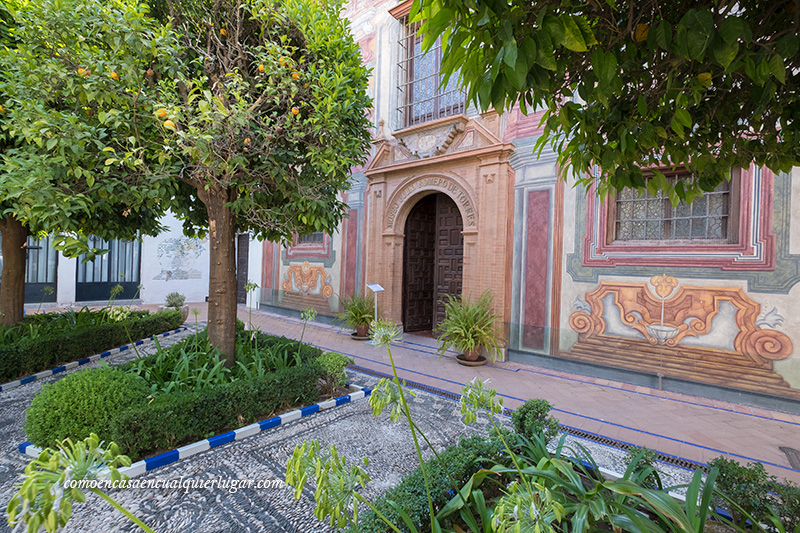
top-left (1, 331), bottom-right (696, 532)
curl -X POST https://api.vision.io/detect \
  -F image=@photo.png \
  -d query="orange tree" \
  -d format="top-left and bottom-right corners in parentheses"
top-left (0, 0), bottom-right (179, 325)
top-left (417, 0), bottom-right (800, 202)
top-left (152, 0), bottom-right (372, 363)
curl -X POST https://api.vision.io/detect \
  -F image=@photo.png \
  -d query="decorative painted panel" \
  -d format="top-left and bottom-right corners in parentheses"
top-left (282, 261), bottom-right (334, 298)
top-left (566, 275), bottom-right (798, 399)
top-left (523, 190), bottom-right (550, 350)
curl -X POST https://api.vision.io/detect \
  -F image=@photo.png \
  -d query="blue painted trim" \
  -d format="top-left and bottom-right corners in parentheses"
top-left (259, 417), bottom-right (281, 430)
top-left (335, 394), bottom-right (351, 405)
top-left (208, 432), bottom-right (236, 448)
top-left (0, 327), bottom-right (188, 393)
top-left (145, 450), bottom-right (179, 470)
top-left (19, 441), bottom-right (31, 454)
top-left (300, 405), bottom-right (319, 416)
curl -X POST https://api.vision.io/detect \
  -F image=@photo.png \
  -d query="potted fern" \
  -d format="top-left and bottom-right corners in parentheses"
top-left (160, 291), bottom-right (189, 323)
top-left (335, 293), bottom-right (375, 339)
top-left (434, 290), bottom-right (503, 366)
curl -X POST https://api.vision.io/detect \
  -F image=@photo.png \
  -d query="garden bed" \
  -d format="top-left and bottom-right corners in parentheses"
top-left (20, 384), bottom-right (371, 477)
top-left (0, 307), bottom-right (183, 383)
top-left (22, 324), bottom-right (354, 462)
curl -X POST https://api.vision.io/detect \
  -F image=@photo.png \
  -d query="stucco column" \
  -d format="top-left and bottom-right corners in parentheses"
top-left (476, 155), bottom-right (514, 325)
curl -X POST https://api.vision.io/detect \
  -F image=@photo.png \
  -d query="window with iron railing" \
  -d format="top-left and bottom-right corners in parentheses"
top-left (397, 16), bottom-right (465, 129)
top-left (611, 173), bottom-right (738, 244)
top-left (297, 231), bottom-right (324, 245)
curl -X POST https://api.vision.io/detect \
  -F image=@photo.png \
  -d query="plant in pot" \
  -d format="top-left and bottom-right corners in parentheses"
top-left (335, 293), bottom-right (375, 339)
top-left (161, 291), bottom-right (189, 323)
top-left (434, 290), bottom-right (503, 366)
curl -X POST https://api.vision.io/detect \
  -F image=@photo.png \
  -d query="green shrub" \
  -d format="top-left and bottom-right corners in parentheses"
top-left (0, 310), bottom-right (182, 383)
top-left (122, 327), bottom-right (323, 392)
top-left (25, 368), bottom-right (151, 448)
top-left (108, 364), bottom-right (322, 459)
top-left (510, 398), bottom-right (560, 444)
top-left (165, 291), bottom-right (186, 308)
top-left (355, 435), bottom-right (505, 533)
top-left (709, 456), bottom-right (776, 528)
top-left (316, 352), bottom-right (353, 396)
top-left (774, 482), bottom-right (800, 533)
top-left (623, 446), bottom-right (661, 489)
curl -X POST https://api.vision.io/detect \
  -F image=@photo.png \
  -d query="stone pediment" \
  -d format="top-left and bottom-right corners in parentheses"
top-left (368, 114), bottom-right (503, 172)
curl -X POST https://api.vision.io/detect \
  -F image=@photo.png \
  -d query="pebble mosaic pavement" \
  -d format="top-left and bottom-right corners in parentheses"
top-left (0, 327), bottom-right (695, 533)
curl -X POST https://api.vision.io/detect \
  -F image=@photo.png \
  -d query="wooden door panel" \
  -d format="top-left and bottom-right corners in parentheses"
top-left (434, 194), bottom-right (463, 326)
top-left (403, 195), bottom-right (437, 331)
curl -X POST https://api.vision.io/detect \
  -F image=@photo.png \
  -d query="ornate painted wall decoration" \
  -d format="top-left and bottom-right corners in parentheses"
top-left (566, 275), bottom-right (797, 398)
top-left (282, 262), bottom-right (334, 298)
top-left (153, 237), bottom-right (206, 281)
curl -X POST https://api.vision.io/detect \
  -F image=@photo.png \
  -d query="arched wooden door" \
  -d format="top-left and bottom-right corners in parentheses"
top-left (402, 193), bottom-right (463, 331)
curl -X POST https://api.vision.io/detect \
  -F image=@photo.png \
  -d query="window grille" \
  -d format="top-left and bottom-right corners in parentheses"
top-left (397, 17), bottom-right (465, 129)
top-left (297, 231), bottom-right (324, 244)
top-left (613, 177), bottom-right (731, 242)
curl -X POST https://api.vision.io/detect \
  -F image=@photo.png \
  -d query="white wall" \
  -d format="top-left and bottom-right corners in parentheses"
top-left (246, 234), bottom-right (263, 309)
top-left (139, 213), bottom-right (210, 305)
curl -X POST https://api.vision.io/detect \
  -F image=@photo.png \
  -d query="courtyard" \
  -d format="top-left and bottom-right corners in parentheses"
top-left (2, 303), bottom-right (798, 532)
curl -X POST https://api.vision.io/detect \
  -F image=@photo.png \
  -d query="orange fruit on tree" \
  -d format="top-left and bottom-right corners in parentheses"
top-left (258, 64), bottom-right (265, 73)
top-left (634, 23), bottom-right (649, 42)
top-left (109, 72), bottom-right (119, 80)
top-left (155, 108), bottom-right (168, 118)
top-left (77, 68), bottom-right (90, 76)
top-left (0, 104), bottom-right (5, 113)
top-left (291, 107), bottom-right (299, 115)
top-left (292, 72), bottom-right (300, 80)
top-left (147, 68), bottom-right (154, 76)
top-left (220, 28), bottom-right (227, 36)
top-left (279, 57), bottom-right (286, 66)
top-left (163, 120), bottom-right (176, 130)
top-left (244, 138), bottom-right (251, 145)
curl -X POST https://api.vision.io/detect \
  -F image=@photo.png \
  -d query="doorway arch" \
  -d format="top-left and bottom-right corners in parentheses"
top-left (402, 193), bottom-right (463, 332)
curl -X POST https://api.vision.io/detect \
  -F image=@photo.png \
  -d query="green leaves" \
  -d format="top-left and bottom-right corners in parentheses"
top-left (420, 0), bottom-right (800, 201)
top-left (0, 0), bottom-right (179, 240)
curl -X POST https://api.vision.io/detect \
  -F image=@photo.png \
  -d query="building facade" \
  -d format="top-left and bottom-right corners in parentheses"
top-left (0, 213), bottom-right (215, 308)
top-left (258, 0), bottom-right (800, 411)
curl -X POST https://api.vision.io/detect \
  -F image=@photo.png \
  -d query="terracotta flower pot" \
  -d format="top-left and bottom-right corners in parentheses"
top-left (463, 346), bottom-right (482, 361)
top-left (355, 323), bottom-right (369, 338)
top-left (159, 305), bottom-right (189, 323)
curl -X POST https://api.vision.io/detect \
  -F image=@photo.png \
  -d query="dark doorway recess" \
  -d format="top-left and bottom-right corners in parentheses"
top-left (76, 237), bottom-right (141, 301)
top-left (403, 193), bottom-right (463, 332)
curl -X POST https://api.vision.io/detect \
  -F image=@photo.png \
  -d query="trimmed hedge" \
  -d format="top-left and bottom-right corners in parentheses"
top-left (25, 368), bottom-right (152, 448)
top-left (355, 435), bottom-right (505, 533)
top-left (0, 310), bottom-right (182, 383)
top-left (25, 327), bottom-right (325, 461)
top-left (108, 364), bottom-right (322, 458)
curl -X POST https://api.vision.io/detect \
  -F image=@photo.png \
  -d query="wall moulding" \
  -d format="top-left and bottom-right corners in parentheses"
top-left (580, 165), bottom-right (776, 271)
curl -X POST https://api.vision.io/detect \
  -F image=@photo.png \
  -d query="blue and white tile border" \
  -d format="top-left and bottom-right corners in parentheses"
top-left (19, 384), bottom-right (372, 478)
top-left (0, 326), bottom-right (189, 393)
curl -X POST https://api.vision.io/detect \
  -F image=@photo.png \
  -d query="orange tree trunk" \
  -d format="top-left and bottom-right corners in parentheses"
top-left (198, 184), bottom-right (238, 366)
top-left (0, 216), bottom-right (28, 326)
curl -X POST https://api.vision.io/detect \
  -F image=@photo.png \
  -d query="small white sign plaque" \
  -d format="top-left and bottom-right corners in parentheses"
top-left (367, 283), bottom-right (385, 293)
